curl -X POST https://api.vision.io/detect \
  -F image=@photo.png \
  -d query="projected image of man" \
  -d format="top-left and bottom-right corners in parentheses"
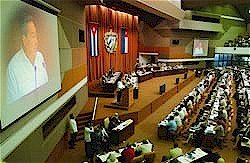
top-left (7, 15), bottom-right (48, 103)
top-left (193, 40), bottom-right (204, 56)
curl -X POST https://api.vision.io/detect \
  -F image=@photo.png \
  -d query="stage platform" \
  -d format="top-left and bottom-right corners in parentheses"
top-left (81, 71), bottom-right (197, 125)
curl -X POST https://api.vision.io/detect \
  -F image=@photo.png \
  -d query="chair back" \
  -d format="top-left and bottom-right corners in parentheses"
top-left (104, 117), bottom-right (110, 129)
top-left (144, 151), bottom-right (156, 163)
top-left (131, 155), bottom-right (144, 163)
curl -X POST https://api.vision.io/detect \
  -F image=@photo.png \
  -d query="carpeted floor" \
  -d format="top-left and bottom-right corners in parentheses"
top-left (55, 76), bottom-right (249, 163)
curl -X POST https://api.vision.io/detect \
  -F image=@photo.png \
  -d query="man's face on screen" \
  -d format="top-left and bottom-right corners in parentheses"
top-left (199, 42), bottom-right (202, 48)
top-left (22, 21), bottom-right (38, 59)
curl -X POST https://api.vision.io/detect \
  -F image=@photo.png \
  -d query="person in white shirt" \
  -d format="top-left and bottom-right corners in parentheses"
top-left (7, 15), bottom-right (48, 103)
top-left (136, 140), bottom-right (152, 155)
top-left (177, 107), bottom-right (185, 120)
top-left (117, 77), bottom-right (125, 103)
top-left (69, 114), bottom-right (78, 149)
top-left (84, 121), bottom-right (94, 162)
top-left (174, 112), bottom-right (183, 128)
top-left (100, 125), bottom-right (110, 151)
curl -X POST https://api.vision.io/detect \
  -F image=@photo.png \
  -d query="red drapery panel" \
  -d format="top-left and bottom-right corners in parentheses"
top-left (86, 5), bottom-right (138, 81)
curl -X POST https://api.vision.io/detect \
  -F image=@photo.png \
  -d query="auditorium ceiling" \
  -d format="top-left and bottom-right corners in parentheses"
top-left (82, 0), bottom-right (250, 23)
top-left (182, 0), bottom-right (250, 22)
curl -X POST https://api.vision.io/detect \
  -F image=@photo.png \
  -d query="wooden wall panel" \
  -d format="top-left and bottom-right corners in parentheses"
top-left (120, 112), bottom-right (138, 124)
top-left (86, 5), bottom-right (138, 81)
top-left (59, 69), bottom-right (74, 96)
top-left (73, 65), bottom-right (84, 84)
top-left (151, 95), bottom-right (165, 112)
top-left (72, 48), bottom-right (82, 67)
top-left (139, 46), bottom-right (170, 54)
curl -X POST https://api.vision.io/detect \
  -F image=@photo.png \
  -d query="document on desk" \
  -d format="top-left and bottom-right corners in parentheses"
top-left (97, 151), bottom-right (121, 162)
top-left (241, 137), bottom-right (250, 148)
top-left (177, 148), bottom-right (207, 163)
top-left (112, 119), bottom-right (133, 131)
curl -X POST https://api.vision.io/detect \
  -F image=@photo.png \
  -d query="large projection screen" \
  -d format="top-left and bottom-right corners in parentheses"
top-left (0, 0), bottom-right (61, 129)
top-left (193, 39), bottom-right (209, 57)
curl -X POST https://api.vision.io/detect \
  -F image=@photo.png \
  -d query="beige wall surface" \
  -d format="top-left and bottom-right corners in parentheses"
top-left (140, 5), bottom-right (247, 61)
top-left (3, 1), bottom-right (88, 162)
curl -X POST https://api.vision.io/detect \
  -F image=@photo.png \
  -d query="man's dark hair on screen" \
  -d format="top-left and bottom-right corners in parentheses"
top-left (20, 14), bottom-right (34, 36)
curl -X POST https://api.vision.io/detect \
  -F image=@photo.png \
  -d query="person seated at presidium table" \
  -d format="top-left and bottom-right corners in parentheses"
top-left (101, 68), bottom-right (115, 85)
top-left (109, 68), bottom-right (114, 76)
top-left (102, 74), bottom-right (109, 85)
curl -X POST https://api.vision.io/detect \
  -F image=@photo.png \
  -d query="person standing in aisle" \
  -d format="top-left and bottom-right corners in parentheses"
top-left (69, 114), bottom-right (78, 149)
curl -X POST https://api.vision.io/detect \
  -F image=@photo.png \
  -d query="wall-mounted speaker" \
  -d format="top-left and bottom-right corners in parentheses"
top-left (184, 72), bottom-right (188, 79)
top-left (79, 29), bottom-right (85, 42)
top-left (172, 40), bottom-right (179, 45)
top-left (176, 78), bottom-right (180, 84)
top-left (160, 83), bottom-right (166, 94)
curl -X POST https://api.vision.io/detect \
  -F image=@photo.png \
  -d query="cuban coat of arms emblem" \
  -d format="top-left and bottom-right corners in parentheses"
top-left (104, 28), bottom-right (118, 53)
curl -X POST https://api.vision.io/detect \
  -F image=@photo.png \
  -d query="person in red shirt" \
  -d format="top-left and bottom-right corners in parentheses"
top-left (121, 144), bottom-right (135, 163)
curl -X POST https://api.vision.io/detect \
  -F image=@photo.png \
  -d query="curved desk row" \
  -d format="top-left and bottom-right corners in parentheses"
top-left (137, 68), bottom-right (187, 83)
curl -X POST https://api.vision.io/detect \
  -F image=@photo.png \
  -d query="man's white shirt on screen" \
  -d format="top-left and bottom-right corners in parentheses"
top-left (7, 48), bottom-right (48, 103)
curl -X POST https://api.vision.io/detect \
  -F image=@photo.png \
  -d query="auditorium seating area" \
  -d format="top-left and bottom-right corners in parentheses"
top-left (158, 70), bottom-right (216, 141)
top-left (233, 68), bottom-right (250, 154)
top-left (186, 70), bottom-right (234, 148)
top-left (224, 33), bottom-right (250, 47)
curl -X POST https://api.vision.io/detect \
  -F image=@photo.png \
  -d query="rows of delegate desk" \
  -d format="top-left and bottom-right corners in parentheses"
top-left (102, 66), bottom-right (187, 93)
top-left (158, 70), bottom-right (216, 140)
top-left (94, 68), bottom-right (249, 163)
top-left (189, 70), bottom-right (233, 148)
top-left (96, 139), bottom-right (153, 163)
top-left (136, 66), bottom-right (187, 83)
top-left (233, 67), bottom-right (250, 153)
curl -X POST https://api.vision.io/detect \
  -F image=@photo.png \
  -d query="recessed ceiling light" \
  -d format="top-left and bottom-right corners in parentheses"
top-left (249, 9), bottom-right (250, 14)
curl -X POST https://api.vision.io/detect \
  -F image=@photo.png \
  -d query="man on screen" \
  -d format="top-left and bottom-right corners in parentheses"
top-left (193, 40), bottom-right (204, 56)
top-left (7, 15), bottom-right (48, 103)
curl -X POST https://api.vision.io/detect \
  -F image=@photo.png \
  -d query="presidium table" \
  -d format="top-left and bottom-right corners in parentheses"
top-left (110, 119), bottom-right (134, 145)
top-left (102, 72), bottom-right (122, 93)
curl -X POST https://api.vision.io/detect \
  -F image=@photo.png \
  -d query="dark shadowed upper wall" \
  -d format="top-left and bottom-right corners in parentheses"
top-left (139, 4), bottom-right (247, 59)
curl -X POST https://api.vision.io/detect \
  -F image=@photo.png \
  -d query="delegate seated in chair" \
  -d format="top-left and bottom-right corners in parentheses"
top-left (136, 140), bottom-right (152, 155)
top-left (167, 116), bottom-right (177, 133)
top-left (166, 116), bottom-right (178, 142)
top-left (214, 122), bottom-right (225, 149)
top-left (165, 143), bottom-right (183, 160)
top-left (121, 144), bottom-right (135, 163)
